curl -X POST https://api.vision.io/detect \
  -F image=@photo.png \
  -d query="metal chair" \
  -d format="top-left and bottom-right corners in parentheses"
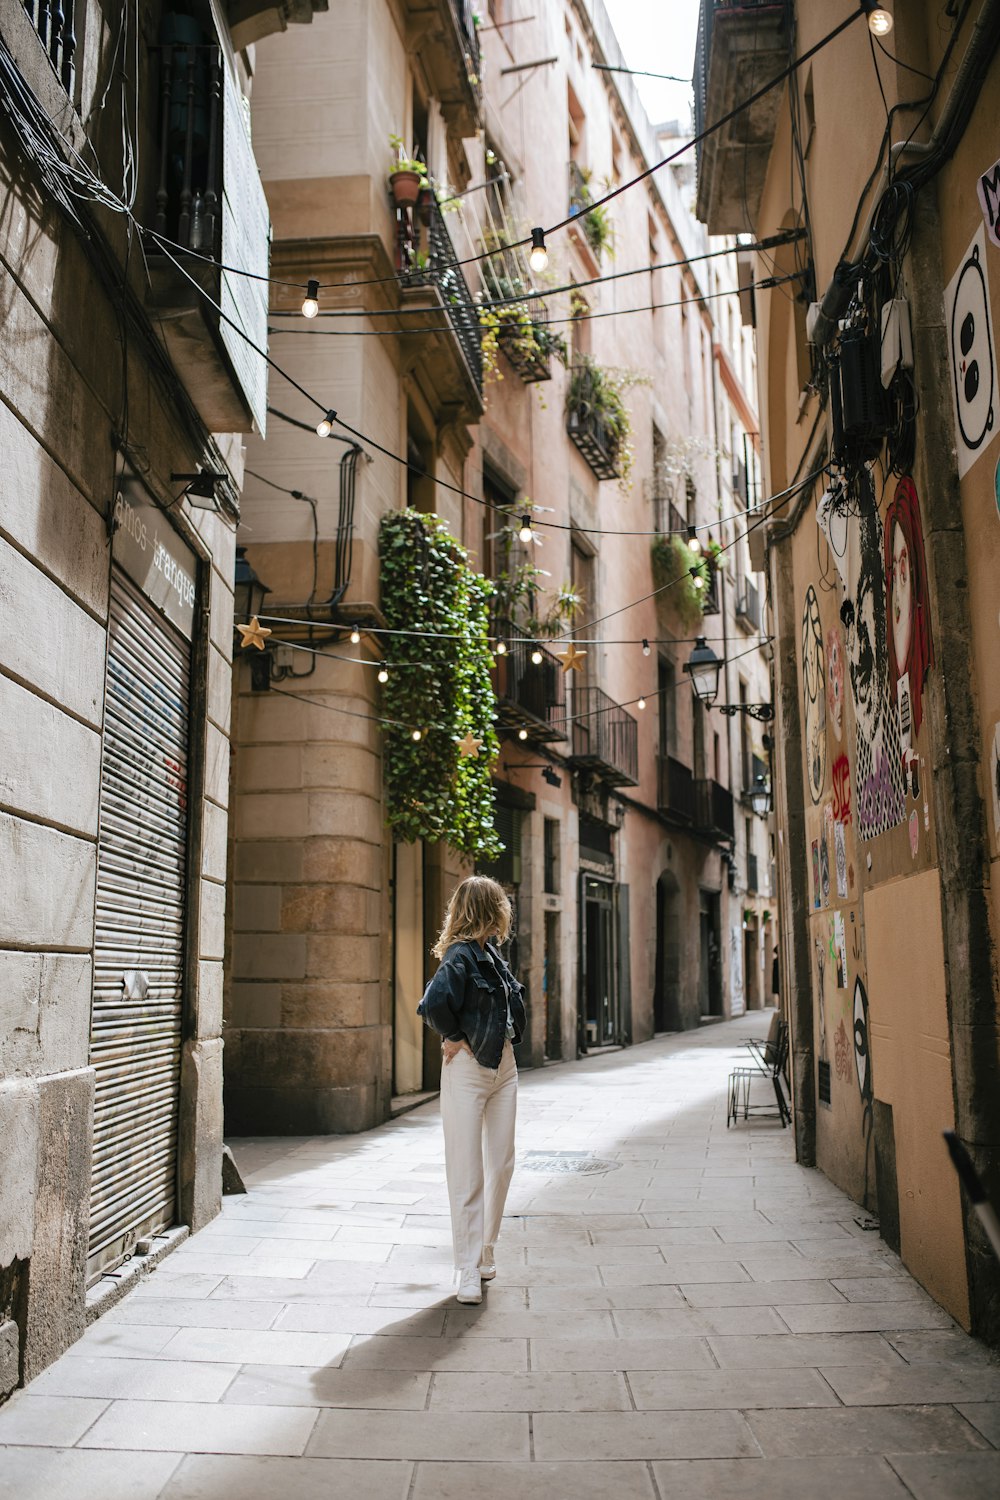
top-left (727, 1016), bottom-right (790, 1128)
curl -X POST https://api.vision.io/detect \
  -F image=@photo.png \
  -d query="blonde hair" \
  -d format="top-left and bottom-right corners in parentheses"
top-left (432, 875), bottom-right (511, 959)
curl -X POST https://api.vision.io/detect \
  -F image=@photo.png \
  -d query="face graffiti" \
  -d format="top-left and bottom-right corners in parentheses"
top-left (853, 975), bottom-right (874, 1131)
top-left (802, 585), bottom-right (827, 804)
top-left (826, 627), bottom-right (845, 742)
top-left (883, 477), bottom-right (934, 743)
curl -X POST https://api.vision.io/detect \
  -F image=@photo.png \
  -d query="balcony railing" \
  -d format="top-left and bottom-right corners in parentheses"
top-left (694, 1), bottom-right (790, 233)
top-left (695, 777), bottom-right (735, 841)
top-left (566, 362), bottom-right (623, 481)
top-left (735, 577), bottom-right (761, 631)
top-left (701, 566), bottom-right (721, 616)
top-left (454, 0), bottom-right (480, 78)
top-left (747, 852), bottom-right (759, 893)
top-left (492, 625), bottom-right (566, 743)
top-left (23, 0), bottom-right (78, 95)
top-left (397, 197), bottom-right (483, 391)
top-left (657, 756), bottom-right (697, 822)
top-left (153, 43), bottom-right (223, 255)
top-left (569, 687), bottom-right (638, 787)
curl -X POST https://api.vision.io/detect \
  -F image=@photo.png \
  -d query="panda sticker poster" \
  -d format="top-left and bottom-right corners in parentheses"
top-left (945, 225), bottom-right (997, 479)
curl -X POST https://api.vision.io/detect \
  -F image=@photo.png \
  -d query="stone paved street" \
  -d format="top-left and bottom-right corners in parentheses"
top-left (2, 1013), bottom-right (999, 1498)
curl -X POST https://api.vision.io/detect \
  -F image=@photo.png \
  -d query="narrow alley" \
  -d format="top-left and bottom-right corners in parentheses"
top-left (1, 1013), bottom-right (997, 1499)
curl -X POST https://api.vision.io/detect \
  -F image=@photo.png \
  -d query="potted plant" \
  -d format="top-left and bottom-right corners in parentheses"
top-left (388, 134), bottom-right (428, 208)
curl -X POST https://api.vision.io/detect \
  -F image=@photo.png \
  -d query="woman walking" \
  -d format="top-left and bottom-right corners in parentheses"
top-left (418, 876), bottom-right (526, 1305)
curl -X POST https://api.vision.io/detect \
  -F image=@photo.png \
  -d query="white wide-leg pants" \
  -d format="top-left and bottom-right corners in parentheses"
top-left (440, 1041), bottom-right (517, 1273)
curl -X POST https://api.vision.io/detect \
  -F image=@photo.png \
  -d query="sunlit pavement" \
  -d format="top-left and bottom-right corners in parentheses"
top-left (2, 1011), bottom-right (999, 1499)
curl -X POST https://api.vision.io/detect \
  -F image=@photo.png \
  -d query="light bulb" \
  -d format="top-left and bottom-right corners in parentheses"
top-left (518, 514), bottom-right (533, 543)
top-left (377, 667), bottom-right (389, 683)
top-left (518, 727), bottom-right (529, 741)
top-left (316, 408), bottom-right (337, 438)
top-left (686, 525), bottom-right (701, 553)
top-left (412, 729), bottom-right (422, 742)
top-left (350, 628), bottom-right (361, 644)
top-left (637, 696), bottom-right (646, 711)
top-left (867, 7), bottom-right (893, 36)
top-left (691, 569), bottom-right (705, 591)
top-left (528, 226), bottom-right (548, 273)
top-left (531, 646), bottom-right (543, 665)
top-left (301, 278), bottom-right (320, 318)
top-left (495, 640), bottom-right (507, 656)
top-left (642, 638), bottom-right (650, 657)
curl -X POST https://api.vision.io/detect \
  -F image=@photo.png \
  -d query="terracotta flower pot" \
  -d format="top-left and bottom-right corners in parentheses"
top-left (390, 170), bottom-right (423, 207)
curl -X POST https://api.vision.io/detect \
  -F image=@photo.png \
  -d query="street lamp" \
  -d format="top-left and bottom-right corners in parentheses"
top-left (683, 636), bottom-right (722, 706)
top-left (748, 773), bottom-right (771, 817)
top-left (234, 546), bottom-right (270, 623)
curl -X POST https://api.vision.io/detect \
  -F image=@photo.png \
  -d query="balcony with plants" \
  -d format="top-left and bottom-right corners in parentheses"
top-left (397, 0), bottom-right (482, 138)
top-left (488, 544), bottom-right (582, 744)
top-left (651, 533), bottom-right (724, 627)
top-left (565, 357), bottom-right (633, 483)
top-left (568, 687), bottom-right (639, 788)
top-left (694, 0), bottom-right (790, 233)
top-left (567, 161), bottom-right (615, 263)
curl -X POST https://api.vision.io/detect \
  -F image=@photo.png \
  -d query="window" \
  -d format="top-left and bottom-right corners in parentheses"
top-left (658, 658), bottom-right (676, 757)
top-left (651, 423), bottom-right (668, 530)
top-left (543, 819), bottom-right (561, 895)
top-left (482, 464), bottom-right (517, 583)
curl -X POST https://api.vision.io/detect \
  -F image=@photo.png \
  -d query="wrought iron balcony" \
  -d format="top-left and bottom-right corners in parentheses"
top-left (23, 0), bottom-right (78, 95)
top-left (396, 196), bottom-right (483, 397)
top-left (398, 0), bottom-right (481, 136)
top-left (566, 360), bottom-right (623, 481)
top-left (735, 577), bottom-right (761, 631)
top-left (492, 625), bottom-right (566, 744)
top-left (568, 687), bottom-right (638, 787)
top-left (657, 756), bottom-right (697, 822)
top-left (695, 777), bottom-right (736, 841)
top-left (694, 1), bottom-right (790, 234)
top-left (701, 565), bottom-right (721, 616)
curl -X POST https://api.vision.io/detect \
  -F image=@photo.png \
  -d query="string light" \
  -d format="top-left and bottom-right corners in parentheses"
top-left (531, 645), bottom-right (544, 665)
top-left (316, 409), bottom-right (337, 437)
top-left (518, 727), bottom-right (529, 740)
top-left (301, 279), bottom-right (320, 318)
top-left (864, 3), bottom-right (893, 36)
top-left (495, 640), bottom-right (508, 656)
top-left (411, 728), bottom-right (422, 742)
top-left (518, 514), bottom-right (534, 543)
top-left (691, 568), bottom-right (705, 591)
top-left (350, 628), bottom-right (361, 644)
top-left (377, 667), bottom-right (389, 683)
top-left (686, 526), bottom-right (701, 553)
top-left (637, 696), bottom-right (646, 710)
top-left (642, 638), bottom-right (650, 656)
top-left (528, 227), bottom-right (548, 273)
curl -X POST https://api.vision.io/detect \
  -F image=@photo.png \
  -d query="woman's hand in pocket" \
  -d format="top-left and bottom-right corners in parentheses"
top-left (442, 1039), bottom-right (470, 1065)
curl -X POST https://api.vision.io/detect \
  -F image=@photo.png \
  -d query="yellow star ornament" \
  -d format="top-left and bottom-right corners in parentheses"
top-left (558, 642), bottom-right (587, 673)
top-left (237, 616), bottom-right (272, 651)
top-left (457, 731), bottom-right (484, 759)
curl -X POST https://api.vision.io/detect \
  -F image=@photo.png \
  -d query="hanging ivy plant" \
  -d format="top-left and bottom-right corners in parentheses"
top-left (651, 532), bottom-right (709, 631)
top-left (379, 509), bottom-right (502, 859)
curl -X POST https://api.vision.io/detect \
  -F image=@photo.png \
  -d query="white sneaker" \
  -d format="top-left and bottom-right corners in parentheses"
top-left (479, 1245), bottom-right (496, 1280)
top-left (456, 1268), bottom-right (483, 1304)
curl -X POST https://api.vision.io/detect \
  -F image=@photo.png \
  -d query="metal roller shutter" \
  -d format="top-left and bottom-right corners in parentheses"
top-left (88, 567), bottom-right (192, 1278)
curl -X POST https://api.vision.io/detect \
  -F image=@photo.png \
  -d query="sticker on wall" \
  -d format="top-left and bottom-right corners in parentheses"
top-left (826, 626), bottom-right (845, 743)
top-left (820, 834), bottom-right (830, 909)
top-left (977, 155), bottom-right (1000, 249)
top-left (834, 911), bottom-right (847, 988)
top-left (832, 754), bottom-right (852, 825)
top-left (834, 821), bottom-right (848, 899)
top-left (802, 585), bottom-right (827, 804)
top-left (884, 477), bottom-right (934, 744)
top-left (834, 1017), bottom-right (851, 1081)
top-left (909, 808), bottom-right (920, 859)
top-left (816, 936), bottom-right (831, 1109)
top-left (841, 471), bottom-right (906, 840)
top-left (946, 225), bottom-right (997, 477)
top-left (812, 839), bottom-right (821, 910)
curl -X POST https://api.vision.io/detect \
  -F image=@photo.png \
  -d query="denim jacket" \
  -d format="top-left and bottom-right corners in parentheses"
top-left (417, 939), bottom-right (526, 1070)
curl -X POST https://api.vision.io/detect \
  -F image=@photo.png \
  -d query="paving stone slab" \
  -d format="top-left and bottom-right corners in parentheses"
top-left (652, 1455), bottom-right (911, 1498)
top-left (0, 1394), bottom-right (109, 1448)
top-left (887, 1331), bottom-right (1000, 1367)
top-left (429, 1370), bottom-right (629, 1410)
top-left (77, 1398), bottom-right (319, 1455)
top-left (156, 1327), bottom-right (351, 1367)
top-left (680, 1279), bottom-right (846, 1307)
top-left (525, 1284), bottom-right (687, 1310)
top-left (707, 1333), bottom-right (906, 1368)
top-left (223, 1364), bottom-right (431, 1409)
top-left (530, 1336), bottom-right (716, 1371)
top-left (306, 1409), bottom-right (530, 1460)
top-left (532, 1409), bottom-right (758, 1460)
top-left (747, 1404), bottom-right (991, 1457)
top-left (30, 1354), bottom-right (239, 1402)
top-left (612, 1306), bottom-right (787, 1338)
top-left (159, 1454), bottom-right (412, 1500)
top-left (887, 1452), bottom-right (1000, 1499)
top-left (410, 1459), bottom-right (657, 1500)
top-left (822, 1364), bottom-right (1000, 1406)
top-left (343, 1335), bottom-right (527, 1371)
top-left (629, 1366), bottom-right (839, 1410)
top-left (831, 1277), bottom-right (946, 1303)
top-left (69, 1323), bottom-right (180, 1357)
top-left (442, 1309), bottom-right (616, 1340)
top-left (274, 1305), bottom-right (447, 1336)
top-left (955, 1402), bottom-right (1000, 1445)
top-left (0, 1446), bottom-right (182, 1500)
top-left (108, 1297), bottom-right (284, 1330)
top-left (776, 1302), bottom-right (956, 1334)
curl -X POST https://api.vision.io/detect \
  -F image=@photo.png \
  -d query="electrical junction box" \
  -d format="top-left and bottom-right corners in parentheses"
top-left (880, 298), bottom-right (913, 387)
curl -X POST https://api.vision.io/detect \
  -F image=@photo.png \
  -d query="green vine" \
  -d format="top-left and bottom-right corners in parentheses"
top-left (566, 356), bottom-right (639, 487)
top-left (379, 510), bottom-right (502, 859)
top-left (651, 532), bottom-right (709, 631)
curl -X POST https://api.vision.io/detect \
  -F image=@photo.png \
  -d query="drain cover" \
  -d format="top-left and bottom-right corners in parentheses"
top-left (520, 1151), bottom-right (621, 1175)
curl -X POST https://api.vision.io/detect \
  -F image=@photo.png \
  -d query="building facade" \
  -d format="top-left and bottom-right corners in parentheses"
top-left (695, 0), bottom-right (1000, 1338)
top-left (227, 0), bottom-right (773, 1135)
top-left (0, 0), bottom-right (325, 1398)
